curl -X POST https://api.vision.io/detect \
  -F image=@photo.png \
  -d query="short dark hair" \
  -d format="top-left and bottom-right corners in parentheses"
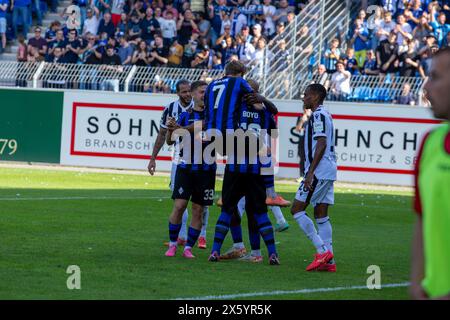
top-left (306, 83), bottom-right (327, 102)
top-left (176, 79), bottom-right (191, 92)
top-left (225, 60), bottom-right (246, 76)
top-left (191, 80), bottom-right (208, 92)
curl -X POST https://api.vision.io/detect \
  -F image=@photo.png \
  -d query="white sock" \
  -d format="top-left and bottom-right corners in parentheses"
top-left (316, 216), bottom-right (333, 253)
top-left (233, 242), bottom-right (245, 249)
top-left (266, 187), bottom-right (276, 198)
top-left (237, 197), bottom-right (245, 218)
top-left (200, 207), bottom-right (209, 237)
top-left (184, 246), bottom-right (192, 251)
top-left (178, 209), bottom-right (188, 240)
top-left (293, 211), bottom-right (327, 253)
top-left (270, 206), bottom-right (286, 224)
top-left (251, 249), bottom-right (261, 257)
top-left (169, 241), bottom-right (177, 246)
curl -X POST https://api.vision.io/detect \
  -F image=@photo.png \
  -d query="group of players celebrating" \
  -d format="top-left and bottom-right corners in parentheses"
top-left (148, 60), bottom-right (337, 271)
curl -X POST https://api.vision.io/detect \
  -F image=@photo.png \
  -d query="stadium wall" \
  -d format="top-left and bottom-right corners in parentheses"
top-left (0, 88), bottom-right (442, 186)
top-left (0, 88), bottom-right (63, 163)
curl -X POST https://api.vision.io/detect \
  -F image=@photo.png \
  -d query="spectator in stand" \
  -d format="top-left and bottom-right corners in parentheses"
top-left (27, 46), bottom-right (44, 62)
top-left (132, 40), bottom-right (150, 66)
top-left (404, 0), bottom-right (423, 29)
top-left (12, 0), bottom-right (31, 39)
top-left (344, 47), bottom-right (360, 75)
top-left (210, 51), bottom-right (223, 70)
top-left (329, 60), bottom-right (351, 101)
top-left (237, 32), bottom-right (255, 64)
top-left (167, 38), bottom-right (183, 67)
top-left (272, 39), bottom-right (291, 94)
top-left (395, 14), bottom-right (413, 46)
top-left (97, 0), bottom-right (112, 15)
top-left (273, 0), bottom-right (295, 25)
top-left (47, 29), bottom-right (65, 57)
top-left (393, 82), bottom-right (416, 105)
top-left (269, 21), bottom-right (287, 44)
top-left (32, 0), bottom-right (42, 27)
top-left (250, 23), bottom-right (263, 47)
top-left (429, 3), bottom-right (450, 47)
top-left (324, 38), bottom-right (341, 73)
top-left (47, 46), bottom-right (67, 63)
top-left (219, 34), bottom-right (238, 66)
top-left (286, 10), bottom-right (295, 25)
top-left (377, 11), bottom-right (397, 43)
top-left (129, 0), bottom-right (145, 19)
top-left (197, 12), bottom-right (211, 43)
top-left (362, 49), bottom-right (380, 75)
top-left (399, 39), bottom-right (423, 77)
top-left (177, 9), bottom-right (198, 45)
top-left (160, 10), bottom-right (177, 46)
top-left (83, 6), bottom-right (100, 37)
top-left (111, 0), bottom-right (125, 26)
top-left (101, 44), bottom-right (121, 65)
top-left (182, 31), bottom-right (199, 67)
top-left (98, 12), bottom-right (115, 39)
top-left (311, 64), bottom-right (330, 90)
top-left (128, 13), bottom-right (143, 41)
top-left (45, 21), bottom-right (62, 43)
top-left (262, 0), bottom-right (277, 37)
top-left (163, 1), bottom-right (179, 20)
top-left (349, 17), bottom-right (369, 67)
top-left (16, 34), bottom-right (28, 62)
top-left (141, 7), bottom-right (160, 44)
top-left (28, 27), bottom-right (48, 59)
top-left (413, 13), bottom-right (433, 47)
top-left (0, 0), bottom-right (8, 53)
top-left (149, 34), bottom-right (169, 67)
top-left (74, 0), bottom-right (90, 30)
top-left (208, 0), bottom-right (229, 46)
top-left (79, 32), bottom-right (102, 64)
top-left (63, 29), bottom-right (82, 63)
top-left (116, 12), bottom-right (128, 34)
top-left (117, 33), bottom-right (133, 65)
top-left (376, 31), bottom-right (399, 78)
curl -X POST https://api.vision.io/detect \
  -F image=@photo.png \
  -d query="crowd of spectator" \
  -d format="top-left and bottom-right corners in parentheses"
top-left (0, 0), bottom-right (449, 101)
top-left (316, 0), bottom-right (450, 103)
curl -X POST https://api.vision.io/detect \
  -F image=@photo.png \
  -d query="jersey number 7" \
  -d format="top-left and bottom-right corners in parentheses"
top-left (212, 84), bottom-right (226, 109)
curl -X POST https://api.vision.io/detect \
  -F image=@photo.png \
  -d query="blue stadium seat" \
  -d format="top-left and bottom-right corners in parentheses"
top-left (350, 86), bottom-right (372, 102)
top-left (370, 88), bottom-right (390, 102)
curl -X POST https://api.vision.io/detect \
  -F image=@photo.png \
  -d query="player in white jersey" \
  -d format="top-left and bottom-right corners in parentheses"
top-left (147, 80), bottom-right (210, 249)
top-left (290, 83), bottom-right (337, 272)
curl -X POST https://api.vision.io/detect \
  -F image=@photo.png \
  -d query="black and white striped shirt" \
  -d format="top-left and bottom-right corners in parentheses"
top-left (303, 106), bottom-right (337, 180)
top-left (159, 99), bottom-right (194, 129)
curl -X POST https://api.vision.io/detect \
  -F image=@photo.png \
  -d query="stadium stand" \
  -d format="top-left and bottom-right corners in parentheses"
top-left (0, 0), bottom-right (449, 104)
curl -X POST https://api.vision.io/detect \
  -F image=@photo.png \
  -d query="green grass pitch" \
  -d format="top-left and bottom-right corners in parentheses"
top-left (0, 166), bottom-right (415, 299)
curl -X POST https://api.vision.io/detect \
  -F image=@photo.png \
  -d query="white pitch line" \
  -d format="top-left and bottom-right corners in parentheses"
top-left (0, 196), bottom-right (171, 201)
top-left (173, 282), bottom-right (410, 300)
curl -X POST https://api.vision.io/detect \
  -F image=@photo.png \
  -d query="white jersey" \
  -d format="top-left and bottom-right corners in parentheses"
top-left (303, 105), bottom-right (337, 180)
top-left (159, 99), bottom-right (194, 163)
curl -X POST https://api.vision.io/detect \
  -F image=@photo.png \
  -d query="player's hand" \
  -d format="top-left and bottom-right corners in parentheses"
top-left (148, 158), bottom-right (156, 176)
top-left (304, 171), bottom-right (314, 191)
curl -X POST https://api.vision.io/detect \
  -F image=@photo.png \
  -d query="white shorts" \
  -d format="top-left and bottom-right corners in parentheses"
top-left (170, 162), bottom-right (178, 191)
top-left (295, 178), bottom-right (334, 207)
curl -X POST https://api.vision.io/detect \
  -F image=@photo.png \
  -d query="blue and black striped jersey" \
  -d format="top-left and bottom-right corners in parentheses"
top-left (176, 109), bottom-right (217, 172)
top-left (204, 76), bottom-right (254, 134)
top-left (226, 102), bottom-right (276, 174)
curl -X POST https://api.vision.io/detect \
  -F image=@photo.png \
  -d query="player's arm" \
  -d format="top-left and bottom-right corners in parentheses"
top-left (148, 107), bottom-right (170, 175)
top-left (410, 217), bottom-right (428, 300)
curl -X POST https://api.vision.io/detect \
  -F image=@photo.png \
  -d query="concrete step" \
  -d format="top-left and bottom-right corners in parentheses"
top-left (0, 53), bottom-right (17, 61)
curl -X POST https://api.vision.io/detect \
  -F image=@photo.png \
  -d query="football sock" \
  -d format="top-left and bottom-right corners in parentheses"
top-left (254, 212), bottom-right (277, 256)
top-left (266, 186), bottom-right (277, 198)
top-left (251, 249), bottom-right (262, 257)
top-left (211, 211), bottom-right (232, 255)
top-left (237, 197), bottom-right (245, 218)
top-left (178, 209), bottom-right (189, 240)
top-left (200, 207), bottom-right (209, 238)
top-left (168, 222), bottom-right (182, 246)
top-left (185, 226), bottom-right (201, 250)
top-left (269, 206), bottom-right (286, 224)
top-left (293, 211), bottom-right (327, 253)
top-left (249, 229), bottom-right (260, 251)
top-left (233, 242), bottom-right (245, 250)
top-left (230, 225), bottom-right (243, 245)
top-left (316, 216), bottom-right (334, 263)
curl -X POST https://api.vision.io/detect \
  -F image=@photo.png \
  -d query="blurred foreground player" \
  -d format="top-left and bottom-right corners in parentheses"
top-left (410, 48), bottom-right (450, 300)
top-left (290, 84), bottom-right (336, 272)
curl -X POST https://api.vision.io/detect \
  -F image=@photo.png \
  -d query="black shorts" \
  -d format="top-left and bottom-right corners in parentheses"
top-left (221, 169), bottom-right (267, 214)
top-left (172, 167), bottom-right (216, 206)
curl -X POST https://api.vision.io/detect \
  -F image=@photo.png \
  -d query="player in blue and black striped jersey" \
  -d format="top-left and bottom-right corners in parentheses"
top-left (205, 61), bottom-right (280, 265)
top-left (164, 81), bottom-right (216, 259)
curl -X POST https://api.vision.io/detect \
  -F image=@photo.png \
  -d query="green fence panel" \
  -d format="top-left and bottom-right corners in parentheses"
top-left (0, 89), bottom-right (63, 163)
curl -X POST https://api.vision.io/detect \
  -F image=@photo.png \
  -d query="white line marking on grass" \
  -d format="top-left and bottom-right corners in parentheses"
top-left (0, 196), bottom-right (171, 201)
top-left (173, 282), bottom-right (410, 300)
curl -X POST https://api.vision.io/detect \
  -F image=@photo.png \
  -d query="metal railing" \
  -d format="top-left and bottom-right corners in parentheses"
top-left (0, 61), bottom-right (224, 93)
top-left (247, 0), bottom-right (351, 100)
